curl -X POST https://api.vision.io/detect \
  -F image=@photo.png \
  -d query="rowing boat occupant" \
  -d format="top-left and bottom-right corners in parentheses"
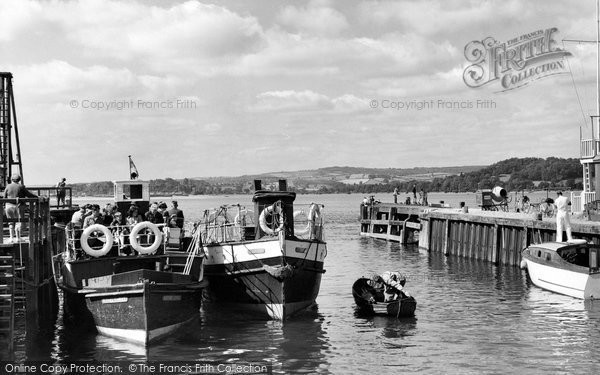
top-left (381, 271), bottom-right (409, 302)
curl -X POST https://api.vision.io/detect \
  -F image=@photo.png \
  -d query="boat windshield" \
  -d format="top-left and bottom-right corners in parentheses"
top-left (558, 245), bottom-right (591, 267)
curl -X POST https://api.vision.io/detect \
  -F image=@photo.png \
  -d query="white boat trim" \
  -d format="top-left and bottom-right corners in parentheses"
top-left (96, 316), bottom-right (196, 344)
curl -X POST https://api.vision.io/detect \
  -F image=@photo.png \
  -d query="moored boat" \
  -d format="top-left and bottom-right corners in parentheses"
top-left (520, 240), bottom-right (600, 299)
top-left (53, 179), bottom-right (207, 345)
top-left (200, 180), bottom-right (327, 320)
top-left (352, 277), bottom-right (417, 318)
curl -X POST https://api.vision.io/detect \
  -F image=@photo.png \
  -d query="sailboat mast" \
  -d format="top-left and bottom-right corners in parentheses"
top-left (597, 0), bottom-right (599, 123)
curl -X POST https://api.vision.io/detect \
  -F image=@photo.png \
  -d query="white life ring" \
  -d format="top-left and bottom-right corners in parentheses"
top-left (234, 209), bottom-right (253, 226)
top-left (294, 209), bottom-right (310, 236)
top-left (259, 203), bottom-right (284, 235)
top-left (130, 221), bottom-right (163, 254)
top-left (81, 224), bottom-right (113, 257)
top-left (308, 203), bottom-right (321, 222)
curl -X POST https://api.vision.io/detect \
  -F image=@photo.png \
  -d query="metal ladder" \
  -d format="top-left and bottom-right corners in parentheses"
top-left (0, 245), bottom-right (16, 358)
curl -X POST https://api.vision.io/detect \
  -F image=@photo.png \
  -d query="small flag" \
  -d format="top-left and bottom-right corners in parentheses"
top-left (129, 155), bottom-right (139, 180)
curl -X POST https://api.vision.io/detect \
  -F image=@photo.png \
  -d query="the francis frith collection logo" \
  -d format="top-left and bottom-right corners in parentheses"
top-left (463, 27), bottom-right (572, 91)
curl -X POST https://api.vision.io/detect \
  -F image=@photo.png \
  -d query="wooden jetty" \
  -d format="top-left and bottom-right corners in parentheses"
top-left (360, 202), bottom-right (600, 267)
top-left (359, 202), bottom-right (423, 243)
top-left (0, 198), bottom-right (58, 359)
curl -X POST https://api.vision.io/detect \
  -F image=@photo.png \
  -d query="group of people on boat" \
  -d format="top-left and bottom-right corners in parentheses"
top-left (69, 200), bottom-right (184, 230)
top-left (370, 271), bottom-right (410, 302)
top-left (67, 200), bottom-right (185, 256)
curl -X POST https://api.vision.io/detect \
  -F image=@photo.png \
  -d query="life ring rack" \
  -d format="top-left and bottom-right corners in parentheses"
top-left (130, 221), bottom-right (163, 254)
top-left (80, 224), bottom-right (114, 257)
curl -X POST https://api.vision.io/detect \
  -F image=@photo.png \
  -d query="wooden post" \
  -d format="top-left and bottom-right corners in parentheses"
top-left (418, 218), bottom-right (430, 250)
top-left (0, 204), bottom-right (3, 244)
top-left (28, 201), bottom-right (36, 282)
top-left (491, 224), bottom-right (499, 264)
top-left (443, 219), bottom-right (450, 255)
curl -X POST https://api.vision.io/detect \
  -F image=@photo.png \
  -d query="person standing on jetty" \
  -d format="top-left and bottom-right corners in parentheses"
top-left (3, 173), bottom-right (38, 242)
top-left (393, 187), bottom-right (399, 204)
top-left (412, 185), bottom-right (417, 203)
top-left (555, 191), bottom-right (573, 242)
top-left (56, 177), bottom-right (67, 207)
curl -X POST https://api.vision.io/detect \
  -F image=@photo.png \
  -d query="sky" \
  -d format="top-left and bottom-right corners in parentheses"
top-left (1, 0), bottom-right (599, 184)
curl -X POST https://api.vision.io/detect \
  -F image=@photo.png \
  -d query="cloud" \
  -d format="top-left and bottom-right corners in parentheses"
top-left (251, 90), bottom-right (369, 112)
top-left (277, 0), bottom-right (349, 37)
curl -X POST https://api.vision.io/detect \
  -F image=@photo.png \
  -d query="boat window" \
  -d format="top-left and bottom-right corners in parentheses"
top-left (537, 250), bottom-right (542, 258)
top-left (545, 252), bottom-right (551, 261)
top-left (126, 184), bottom-right (144, 199)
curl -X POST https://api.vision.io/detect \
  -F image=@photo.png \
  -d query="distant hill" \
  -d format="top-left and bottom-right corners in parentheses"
top-left (68, 158), bottom-right (581, 196)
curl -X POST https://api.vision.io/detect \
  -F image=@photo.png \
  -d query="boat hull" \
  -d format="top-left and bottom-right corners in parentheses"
top-left (352, 277), bottom-right (417, 318)
top-left (56, 258), bottom-right (205, 345)
top-left (203, 238), bottom-right (326, 320)
top-left (522, 243), bottom-right (600, 299)
top-left (87, 281), bottom-right (201, 344)
top-left (523, 257), bottom-right (600, 299)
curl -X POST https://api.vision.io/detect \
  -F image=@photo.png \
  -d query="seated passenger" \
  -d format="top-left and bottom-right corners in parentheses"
top-left (381, 271), bottom-right (409, 302)
top-left (126, 205), bottom-right (143, 226)
top-left (145, 202), bottom-right (164, 224)
top-left (83, 204), bottom-right (101, 228)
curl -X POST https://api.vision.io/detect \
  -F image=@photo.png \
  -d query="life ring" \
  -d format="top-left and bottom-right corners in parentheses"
top-left (234, 209), bottom-right (253, 226)
top-left (294, 209), bottom-right (310, 236)
top-left (130, 221), bottom-right (163, 254)
top-left (308, 203), bottom-right (321, 223)
top-left (81, 224), bottom-right (113, 257)
top-left (259, 203), bottom-right (284, 235)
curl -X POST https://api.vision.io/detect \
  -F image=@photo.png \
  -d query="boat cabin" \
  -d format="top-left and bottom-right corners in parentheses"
top-left (114, 180), bottom-right (150, 215)
top-left (252, 179), bottom-right (296, 239)
top-left (528, 242), bottom-right (600, 273)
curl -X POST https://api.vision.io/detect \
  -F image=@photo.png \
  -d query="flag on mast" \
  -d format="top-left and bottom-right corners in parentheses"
top-left (128, 155), bottom-right (139, 180)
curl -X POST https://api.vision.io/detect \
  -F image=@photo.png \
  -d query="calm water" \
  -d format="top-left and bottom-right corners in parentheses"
top-left (9, 192), bottom-right (600, 373)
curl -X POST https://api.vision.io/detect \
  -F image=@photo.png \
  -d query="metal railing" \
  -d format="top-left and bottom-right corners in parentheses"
top-left (571, 191), bottom-right (596, 212)
top-left (581, 139), bottom-right (600, 159)
top-left (28, 186), bottom-right (73, 209)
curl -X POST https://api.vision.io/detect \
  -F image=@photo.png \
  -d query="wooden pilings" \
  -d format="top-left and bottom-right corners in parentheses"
top-left (361, 202), bottom-right (600, 267)
top-left (359, 203), bottom-right (422, 243)
top-left (421, 210), bottom-right (599, 266)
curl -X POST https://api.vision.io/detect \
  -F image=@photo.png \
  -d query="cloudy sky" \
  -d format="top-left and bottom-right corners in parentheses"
top-left (1, 0), bottom-right (598, 184)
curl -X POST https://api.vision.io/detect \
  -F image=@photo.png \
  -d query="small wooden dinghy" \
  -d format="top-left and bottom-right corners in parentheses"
top-left (352, 277), bottom-right (417, 317)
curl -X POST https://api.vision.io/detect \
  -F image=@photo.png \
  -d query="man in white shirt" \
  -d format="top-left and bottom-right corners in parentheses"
top-left (555, 191), bottom-right (573, 242)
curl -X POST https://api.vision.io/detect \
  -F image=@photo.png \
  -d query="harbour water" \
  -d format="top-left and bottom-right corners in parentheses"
top-left (8, 193), bottom-right (600, 373)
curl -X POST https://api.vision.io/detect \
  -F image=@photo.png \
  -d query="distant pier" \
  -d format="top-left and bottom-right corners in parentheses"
top-left (360, 201), bottom-right (599, 267)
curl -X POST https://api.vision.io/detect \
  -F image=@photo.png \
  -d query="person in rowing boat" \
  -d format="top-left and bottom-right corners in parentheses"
top-left (381, 271), bottom-right (409, 302)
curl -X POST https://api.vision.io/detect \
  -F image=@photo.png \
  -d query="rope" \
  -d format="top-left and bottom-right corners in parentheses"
top-left (563, 40), bottom-right (592, 128)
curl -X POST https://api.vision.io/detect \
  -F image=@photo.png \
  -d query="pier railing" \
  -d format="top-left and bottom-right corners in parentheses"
top-left (571, 191), bottom-right (596, 213)
top-left (0, 198), bottom-right (52, 283)
top-left (28, 186), bottom-right (73, 209)
top-left (580, 139), bottom-right (599, 159)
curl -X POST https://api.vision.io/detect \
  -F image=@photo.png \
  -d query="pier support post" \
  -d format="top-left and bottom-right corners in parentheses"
top-left (418, 218), bottom-right (430, 250)
top-left (443, 219), bottom-right (450, 255)
top-left (491, 224), bottom-right (499, 264)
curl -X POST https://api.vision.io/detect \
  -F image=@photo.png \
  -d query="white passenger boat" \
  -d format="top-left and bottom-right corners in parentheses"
top-left (521, 240), bottom-right (600, 299)
top-left (200, 179), bottom-right (327, 320)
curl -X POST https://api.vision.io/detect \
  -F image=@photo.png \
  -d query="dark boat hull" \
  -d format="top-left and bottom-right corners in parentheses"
top-left (352, 277), bottom-right (417, 318)
top-left (57, 264), bottom-right (205, 344)
top-left (203, 238), bottom-right (326, 320)
top-left (87, 281), bottom-right (201, 344)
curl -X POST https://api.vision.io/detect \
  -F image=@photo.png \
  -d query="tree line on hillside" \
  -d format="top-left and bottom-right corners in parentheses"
top-left (68, 157), bottom-right (583, 196)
